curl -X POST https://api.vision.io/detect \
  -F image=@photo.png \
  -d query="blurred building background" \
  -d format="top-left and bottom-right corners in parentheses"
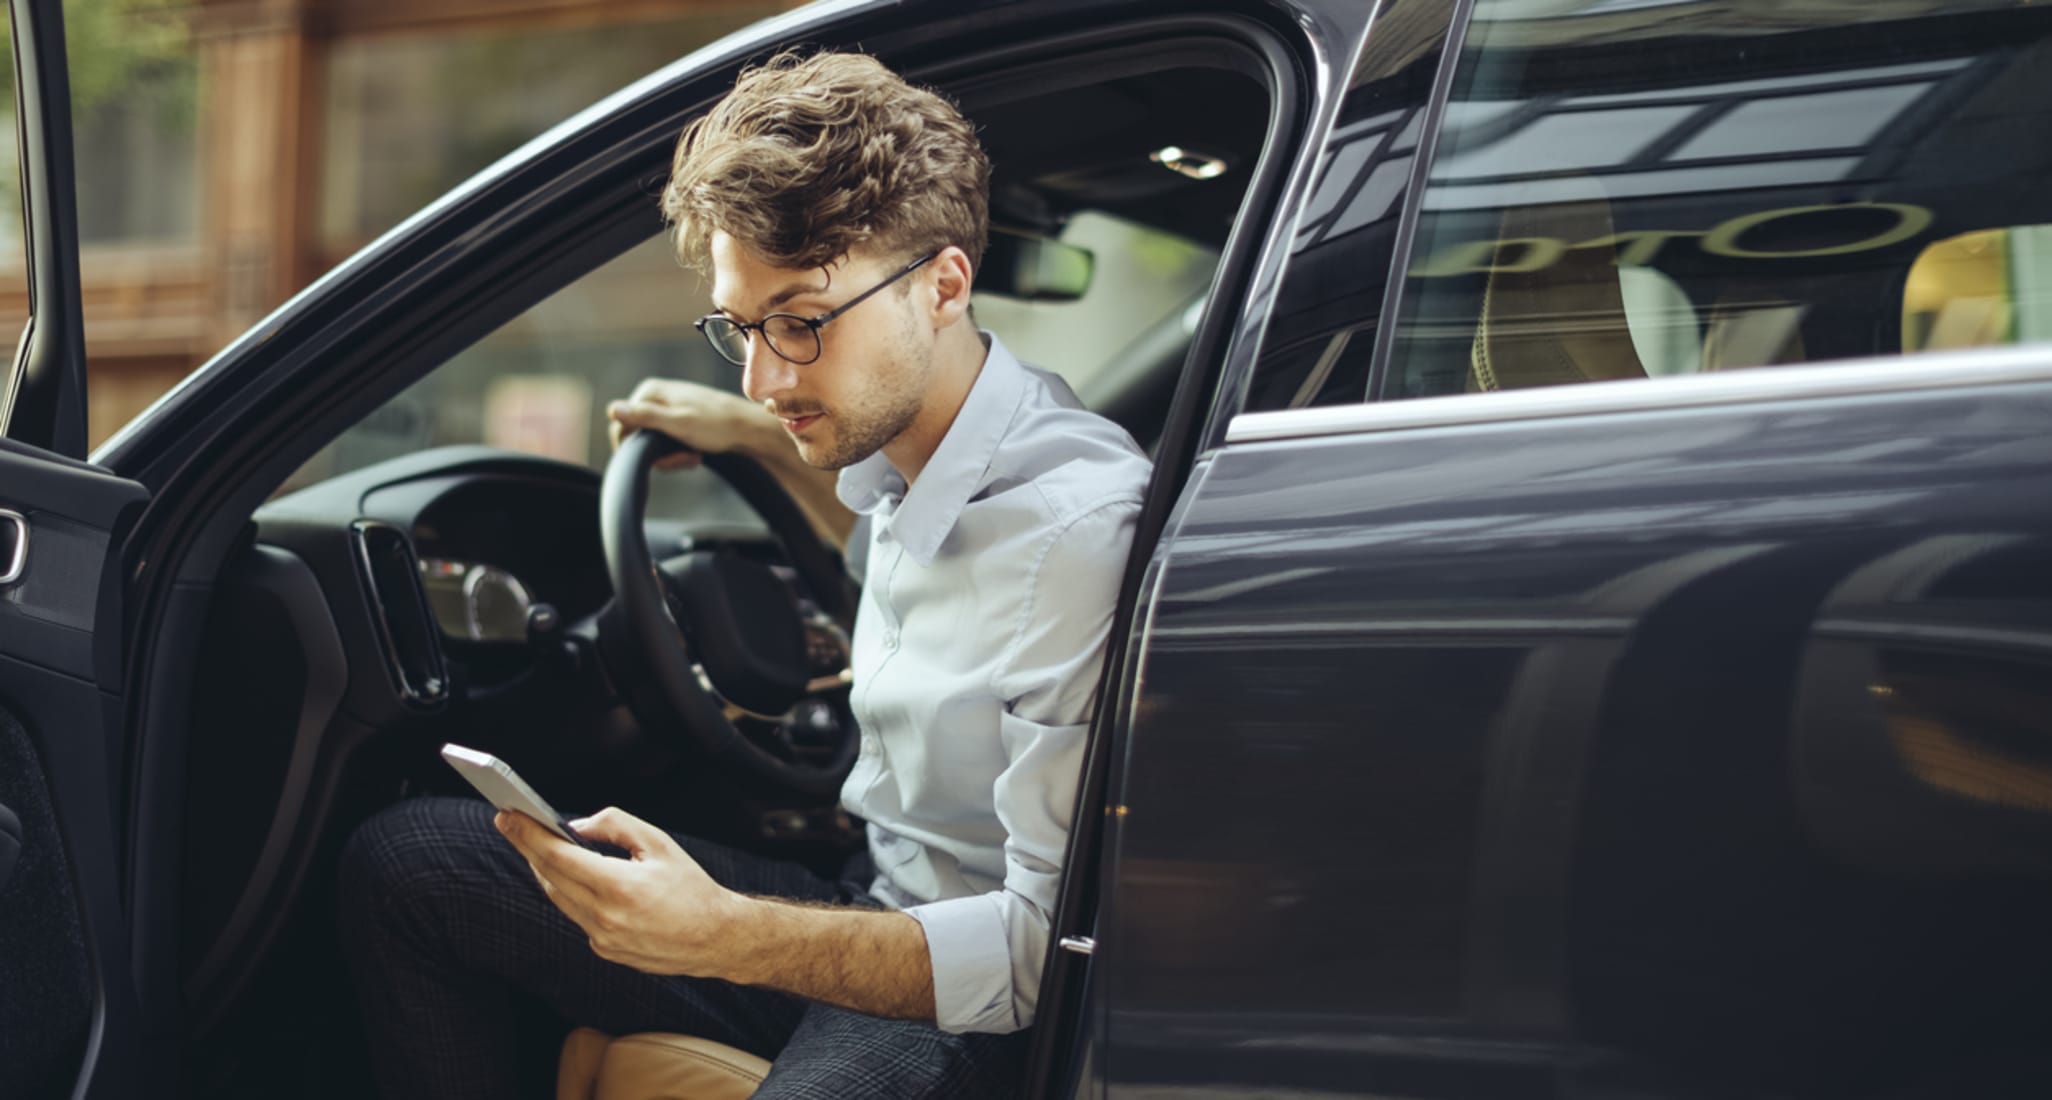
top-left (0, 0), bottom-right (801, 450)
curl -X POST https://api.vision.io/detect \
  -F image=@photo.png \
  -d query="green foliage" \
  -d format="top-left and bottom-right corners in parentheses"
top-left (0, 0), bottom-right (197, 240)
top-left (1, 0), bottom-right (197, 122)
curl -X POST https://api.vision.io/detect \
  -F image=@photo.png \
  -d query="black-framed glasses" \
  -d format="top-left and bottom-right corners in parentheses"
top-left (694, 251), bottom-right (938, 367)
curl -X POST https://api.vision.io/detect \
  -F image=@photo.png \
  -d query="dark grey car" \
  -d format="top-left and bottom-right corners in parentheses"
top-left (4, 0), bottom-right (2051, 1096)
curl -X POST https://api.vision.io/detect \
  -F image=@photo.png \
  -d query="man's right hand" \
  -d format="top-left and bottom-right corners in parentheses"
top-left (607, 377), bottom-right (856, 549)
top-left (607, 379), bottom-right (782, 470)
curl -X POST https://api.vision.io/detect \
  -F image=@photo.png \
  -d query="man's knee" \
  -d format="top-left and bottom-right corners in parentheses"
top-left (337, 795), bottom-right (500, 933)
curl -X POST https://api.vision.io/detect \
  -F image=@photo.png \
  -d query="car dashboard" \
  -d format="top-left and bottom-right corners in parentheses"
top-left (178, 446), bottom-right (846, 1036)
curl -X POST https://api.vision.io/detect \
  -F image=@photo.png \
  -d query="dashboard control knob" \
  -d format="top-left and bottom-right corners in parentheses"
top-left (527, 603), bottom-right (561, 644)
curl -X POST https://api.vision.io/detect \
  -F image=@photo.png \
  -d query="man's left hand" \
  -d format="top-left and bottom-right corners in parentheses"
top-left (495, 806), bottom-right (744, 977)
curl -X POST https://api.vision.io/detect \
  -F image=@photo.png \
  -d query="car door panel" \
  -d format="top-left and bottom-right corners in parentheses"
top-left (1, 442), bottom-right (146, 677)
top-left (1, 0), bottom-right (154, 1092)
top-left (0, 703), bottom-right (96, 1100)
top-left (1104, 361), bottom-right (2052, 1097)
top-left (0, 441), bottom-right (151, 1099)
top-left (0, 800), bottom-right (21, 889)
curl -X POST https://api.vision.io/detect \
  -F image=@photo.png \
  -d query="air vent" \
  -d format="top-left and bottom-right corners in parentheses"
top-left (349, 521), bottom-right (449, 708)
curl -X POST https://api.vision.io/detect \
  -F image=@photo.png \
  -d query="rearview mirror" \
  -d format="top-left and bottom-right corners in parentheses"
top-left (979, 228), bottom-right (1094, 301)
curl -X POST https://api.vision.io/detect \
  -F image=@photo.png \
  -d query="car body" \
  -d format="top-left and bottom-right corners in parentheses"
top-left (4, 0), bottom-right (2052, 1097)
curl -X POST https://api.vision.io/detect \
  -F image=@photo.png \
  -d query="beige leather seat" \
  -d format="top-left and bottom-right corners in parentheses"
top-left (1700, 288), bottom-right (1808, 370)
top-left (557, 1028), bottom-right (770, 1100)
top-left (1468, 192), bottom-right (1649, 392)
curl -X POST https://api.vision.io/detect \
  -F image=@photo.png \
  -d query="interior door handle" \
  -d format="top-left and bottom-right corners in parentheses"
top-left (0, 801), bottom-right (20, 894)
top-left (0, 509), bottom-right (25, 585)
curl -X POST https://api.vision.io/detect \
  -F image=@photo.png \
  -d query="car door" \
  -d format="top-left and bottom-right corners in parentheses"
top-left (0, 1), bottom-right (154, 1097)
top-left (1097, 0), bottom-right (2052, 1097)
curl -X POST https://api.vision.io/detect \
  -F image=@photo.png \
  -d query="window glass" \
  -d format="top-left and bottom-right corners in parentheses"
top-left (974, 211), bottom-right (1217, 407)
top-left (1384, 0), bottom-right (2052, 400)
top-left (277, 233), bottom-right (757, 522)
top-left (1239, 0), bottom-right (1457, 413)
top-left (1904, 226), bottom-right (2052, 352)
top-left (282, 209), bottom-right (1212, 522)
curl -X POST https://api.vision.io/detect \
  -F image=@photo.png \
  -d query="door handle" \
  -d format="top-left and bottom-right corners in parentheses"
top-left (0, 801), bottom-right (20, 894)
top-left (0, 508), bottom-right (25, 585)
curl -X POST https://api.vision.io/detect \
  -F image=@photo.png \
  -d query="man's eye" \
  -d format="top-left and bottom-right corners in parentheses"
top-left (765, 316), bottom-right (814, 339)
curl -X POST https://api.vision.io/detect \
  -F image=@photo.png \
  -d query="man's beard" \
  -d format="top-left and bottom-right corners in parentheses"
top-left (803, 393), bottom-right (920, 470)
top-left (783, 332), bottom-right (929, 471)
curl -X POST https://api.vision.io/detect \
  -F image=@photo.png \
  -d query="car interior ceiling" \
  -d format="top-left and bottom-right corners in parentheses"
top-left (171, 55), bottom-right (1272, 1090)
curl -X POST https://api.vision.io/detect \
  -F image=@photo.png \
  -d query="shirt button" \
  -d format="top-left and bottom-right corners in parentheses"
top-left (883, 631), bottom-right (898, 650)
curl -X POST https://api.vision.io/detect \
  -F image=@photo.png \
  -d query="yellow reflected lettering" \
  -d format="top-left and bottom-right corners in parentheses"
top-left (1409, 202), bottom-right (1937, 276)
top-left (1700, 202), bottom-right (1933, 259)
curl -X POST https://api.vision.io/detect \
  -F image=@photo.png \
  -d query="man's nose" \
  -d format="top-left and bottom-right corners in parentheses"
top-left (741, 336), bottom-right (797, 403)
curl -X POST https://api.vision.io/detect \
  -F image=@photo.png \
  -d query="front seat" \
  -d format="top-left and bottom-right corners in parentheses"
top-left (557, 1028), bottom-right (770, 1100)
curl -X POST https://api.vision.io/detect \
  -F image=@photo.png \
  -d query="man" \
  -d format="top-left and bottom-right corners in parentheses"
top-left (338, 50), bottom-right (1151, 1099)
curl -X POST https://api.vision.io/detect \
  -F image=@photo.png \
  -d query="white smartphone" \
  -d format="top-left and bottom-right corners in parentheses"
top-left (440, 743), bottom-right (599, 851)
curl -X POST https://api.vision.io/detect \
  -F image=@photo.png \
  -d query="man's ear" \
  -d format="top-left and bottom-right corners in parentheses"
top-left (927, 245), bottom-right (976, 332)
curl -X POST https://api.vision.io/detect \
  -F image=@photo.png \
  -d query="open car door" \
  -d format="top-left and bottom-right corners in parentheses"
top-left (0, 0), bottom-right (153, 1096)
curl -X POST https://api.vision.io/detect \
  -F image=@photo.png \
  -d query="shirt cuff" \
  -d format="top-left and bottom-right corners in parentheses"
top-left (905, 893), bottom-right (1017, 1034)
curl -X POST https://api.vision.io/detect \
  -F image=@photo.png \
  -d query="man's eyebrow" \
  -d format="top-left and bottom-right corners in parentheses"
top-left (711, 277), bottom-right (827, 319)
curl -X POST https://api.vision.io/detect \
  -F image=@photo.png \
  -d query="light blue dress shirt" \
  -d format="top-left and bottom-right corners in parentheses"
top-left (835, 332), bottom-right (1151, 1035)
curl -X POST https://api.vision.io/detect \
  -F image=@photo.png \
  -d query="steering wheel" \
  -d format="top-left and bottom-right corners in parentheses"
top-left (597, 430), bottom-right (860, 796)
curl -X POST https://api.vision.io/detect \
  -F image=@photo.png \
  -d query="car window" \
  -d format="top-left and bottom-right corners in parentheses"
top-left (1238, 0), bottom-right (1459, 414)
top-left (279, 209), bottom-right (1212, 519)
top-left (1378, 0), bottom-right (2052, 400)
top-left (974, 210), bottom-right (1216, 409)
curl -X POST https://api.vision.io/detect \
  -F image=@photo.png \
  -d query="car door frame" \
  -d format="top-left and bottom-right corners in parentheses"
top-left (1025, 0), bottom-right (1393, 1094)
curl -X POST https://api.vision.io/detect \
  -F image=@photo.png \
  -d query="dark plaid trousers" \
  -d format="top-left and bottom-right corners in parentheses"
top-left (337, 796), bottom-right (1028, 1099)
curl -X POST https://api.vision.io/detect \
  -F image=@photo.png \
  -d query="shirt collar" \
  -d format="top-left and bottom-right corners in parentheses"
top-left (836, 332), bottom-right (1028, 567)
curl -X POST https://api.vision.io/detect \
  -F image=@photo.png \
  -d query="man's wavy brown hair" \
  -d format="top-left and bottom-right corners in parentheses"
top-left (661, 50), bottom-right (991, 281)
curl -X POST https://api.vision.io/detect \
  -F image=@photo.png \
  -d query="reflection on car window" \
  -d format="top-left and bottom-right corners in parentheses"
top-left (1904, 226), bottom-right (2052, 353)
top-left (1383, 0), bottom-right (2052, 399)
top-left (1240, 0), bottom-right (1458, 413)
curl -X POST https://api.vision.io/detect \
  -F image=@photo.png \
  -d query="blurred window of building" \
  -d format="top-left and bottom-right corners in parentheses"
top-left (0, 0), bottom-right (197, 249)
top-left (318, 10), bottom-right (779, 259)
top-left (66, 0), bottom-right (198, 245)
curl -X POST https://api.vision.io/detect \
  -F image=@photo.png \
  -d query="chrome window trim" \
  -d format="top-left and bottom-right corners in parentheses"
top-left (0, 509), bottom-right (25, 585)
top-left (1226, 345), bottom-right (2052, 445)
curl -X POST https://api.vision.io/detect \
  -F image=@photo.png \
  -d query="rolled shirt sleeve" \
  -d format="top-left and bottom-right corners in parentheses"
top-left (905, 500), bottom-right (1136, 1034)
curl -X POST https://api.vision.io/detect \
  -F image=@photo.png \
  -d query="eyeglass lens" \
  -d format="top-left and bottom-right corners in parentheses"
top-left (700, 315), bottom-right (823, 366)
